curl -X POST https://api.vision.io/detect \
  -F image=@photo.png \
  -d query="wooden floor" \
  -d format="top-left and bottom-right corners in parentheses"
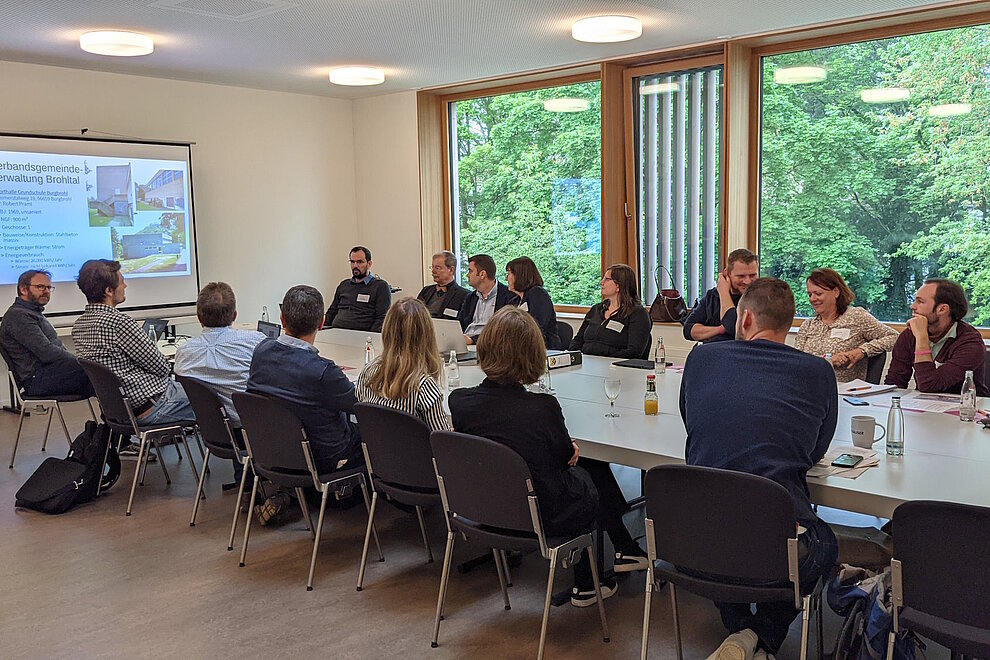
top-left (0, 402), bottom-right (938, 659)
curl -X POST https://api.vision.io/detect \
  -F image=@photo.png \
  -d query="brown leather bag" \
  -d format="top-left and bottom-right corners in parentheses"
top-left (649, 266), bottom-right (689, 323)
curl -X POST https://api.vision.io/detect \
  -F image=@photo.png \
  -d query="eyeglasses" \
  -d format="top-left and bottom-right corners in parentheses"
top-left (430, 265), bottom-right (449, 272)
top-left (31, 284), bottom-right (55, 291)
top-left (600, 276), bottom-right (614, 283)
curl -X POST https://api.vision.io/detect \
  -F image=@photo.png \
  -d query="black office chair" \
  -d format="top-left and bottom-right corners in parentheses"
top-left (887, 500), bottom-right (990, 659)
top-left (232, 391), bottom-right (381, 591)
top-left (865, 352), bottom-right (887, 384)
top-left (78, 359), bottom-right (198, 515)
top-left (176, 376), bottom-right (254, 551)
top-left (429, 430), bottom-right (610, 660)
top-left (556, 321), bottom-right (573, 350)
top-left (641, 464), bottom-right (825, 660)
top-left (353, 403), bottom-right (439, 591)
top-left (1, 345), bottom-right (96, 468)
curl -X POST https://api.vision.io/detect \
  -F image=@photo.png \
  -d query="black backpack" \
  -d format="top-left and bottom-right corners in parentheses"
top-left (14, 421), bottom-right (121, 514)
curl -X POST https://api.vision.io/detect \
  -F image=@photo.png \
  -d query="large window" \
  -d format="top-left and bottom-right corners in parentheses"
top-left (760, 24), bottom-right (990, 324)
top-left (634, 65), bottom-right (723, 307)
top-left (449, 81), bottom-right (602, 306)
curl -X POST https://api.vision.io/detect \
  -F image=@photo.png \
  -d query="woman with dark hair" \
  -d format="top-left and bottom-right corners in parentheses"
top-left (506, 256), bottom-right (561, 349)
top-left (449, 307), bottom-right (648, 607)
top-left (795, 268), bottom-right (897, 382)
top-left (569, 264), bottom-right (652, 358)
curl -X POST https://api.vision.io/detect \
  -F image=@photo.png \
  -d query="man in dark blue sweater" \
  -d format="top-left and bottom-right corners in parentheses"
top-left (682, 248), bottom-right (758, 343)
top-left (680, 277), bottom-right (838, 660)
top-left (324, 246), bottom-right (391, 332)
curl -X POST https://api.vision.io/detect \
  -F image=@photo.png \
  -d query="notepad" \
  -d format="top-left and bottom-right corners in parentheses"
top-left (839, 379), bottom-right (896, 396)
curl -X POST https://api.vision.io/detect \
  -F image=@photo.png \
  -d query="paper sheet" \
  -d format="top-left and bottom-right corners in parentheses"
top-left (808, 446), bottom-right (879, 480)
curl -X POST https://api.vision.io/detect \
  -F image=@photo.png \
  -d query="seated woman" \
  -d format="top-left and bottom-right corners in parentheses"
top-left (569, 263), bottom-right (652, 359)
top-left (356, 297), bottom-right (451, 432)
top-left (506, 256), bottom-right (561, 349)
top-left (449, 306), bottom-right (647, 607)
top-left (795, 268), bottom-right (897, 382)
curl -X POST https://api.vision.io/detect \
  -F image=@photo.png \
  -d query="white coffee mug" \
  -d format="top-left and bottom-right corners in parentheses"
top-left (851, 415), bottom-right (886, 448)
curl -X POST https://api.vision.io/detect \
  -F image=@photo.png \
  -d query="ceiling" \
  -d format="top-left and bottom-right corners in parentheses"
top-left (0, 0), bottom-right (957, 99)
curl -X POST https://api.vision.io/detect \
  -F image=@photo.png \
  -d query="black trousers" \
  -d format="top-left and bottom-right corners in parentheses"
top-left (24, 359), bottom-right (95, 398)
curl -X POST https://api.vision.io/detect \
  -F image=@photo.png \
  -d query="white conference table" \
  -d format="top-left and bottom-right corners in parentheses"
top-left (314, 328), bottom-right (990, 519)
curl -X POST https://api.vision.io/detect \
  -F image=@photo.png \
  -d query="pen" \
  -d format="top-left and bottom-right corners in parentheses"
top-left (846, 386), bottom-right (871, 392)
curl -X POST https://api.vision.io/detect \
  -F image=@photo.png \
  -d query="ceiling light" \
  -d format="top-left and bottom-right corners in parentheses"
top-left (543, 98), bottom-right (590, 112)
top-left (329, 66), bottom-right (385, 86)
top-left (773, 66), bottom-right (826, 85)
top-left (80, 30), bottom-right (154, 56)
top-left (860, 88), bottom-right (910, 104)
top-left (572, 16), bottom-right (642, 43)
top-left (928, 103), bottom-right (971, 117)
top-left (641, 81), bottom-right (680, 95)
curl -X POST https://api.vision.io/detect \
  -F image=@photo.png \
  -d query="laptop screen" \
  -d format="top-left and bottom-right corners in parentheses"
top-left (257, 321), bottom-right (281, 339)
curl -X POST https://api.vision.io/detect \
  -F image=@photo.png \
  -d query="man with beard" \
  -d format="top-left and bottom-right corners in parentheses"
top-left (885, 278), bottom-right (987, 395)
top-left (324, 246), bottom-right (391, 332)
top-left (0, 269), bottom-right (94, 397)
top-left (683, 248), bottom-right (759, 343)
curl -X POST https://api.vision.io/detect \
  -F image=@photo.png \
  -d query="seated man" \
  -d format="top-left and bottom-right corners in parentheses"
top-left (884, 278), bottom-right (988, 396)
top-left (248, 285), bottom-right (361, 477)
top-left (456, 253), bottom-right (519, 345)
top-left (682, 248), bottom-right (759, 343)
top-left (0, 269), bottom-right (94, 398)
top-left (324, 246), bottom-right (391, 332)
top-left (679, 277), bottom-right (838, 660)
top-left (71, 259), bottom-right (193, 426)
top-left (417, 250), bottom-right (469, 320)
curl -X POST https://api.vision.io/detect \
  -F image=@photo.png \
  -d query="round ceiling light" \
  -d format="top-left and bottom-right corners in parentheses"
top-left (543, 98), bottom-right (590, 112)
top-left (860, 88), bottom-right (910, 104)
top-left (572, 16), bottom-right (642, 43)
top-left (329, 66), bottom-right (385, 86)
top-left (80, 30), bottom-right (154, 57)
top-left (641, 81), bottom-right (680, 95)
top-left (928, 103), bottom-right (971, 117)
top-left (772, 66), bottom-right (827, 85)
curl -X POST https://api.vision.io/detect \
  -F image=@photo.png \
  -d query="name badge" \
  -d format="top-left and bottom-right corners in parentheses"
top-left (356, 294), bottom-right (370, 303)
top-left (830, 327), bottom-right (851, 340)
top-left (606, 320), bottom-right (624, 333)
top-left (443, 307), bottom-right (458, 318)
top-left (519, 302), bottom-right (529, 312)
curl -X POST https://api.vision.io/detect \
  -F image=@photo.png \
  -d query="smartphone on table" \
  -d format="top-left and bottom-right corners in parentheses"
top-left (831, 453), bottom-right (864, 468)
top-left (843, 397), bottom-right (869, 406)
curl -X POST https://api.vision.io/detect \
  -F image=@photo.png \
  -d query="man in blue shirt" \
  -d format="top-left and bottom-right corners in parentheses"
top-left (682, 248), bottom-right (759, 343)
top-left (680, 277), bottom-right (838, 660)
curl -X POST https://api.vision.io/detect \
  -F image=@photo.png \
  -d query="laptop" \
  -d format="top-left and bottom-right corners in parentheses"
top-left (142, 318), bottom-right (169, 339)
top-left (257, 320), bottom-right (281, 339)
top-left (432, 318), bottom-right (474, 362)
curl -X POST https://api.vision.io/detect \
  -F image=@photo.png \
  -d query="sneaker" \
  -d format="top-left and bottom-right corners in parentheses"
top-left (254, 492), bottom-right (290, 527)
top-left (706, 629), bottom-right (758, 660)
top-left (613, 550), bottom-right (649, 573)
top-left (753, 651), bottom-right (775, 660)
top-left (570, 578), bottom-right (618, 607)
top-left (119, 445), bottom-right (157, 463)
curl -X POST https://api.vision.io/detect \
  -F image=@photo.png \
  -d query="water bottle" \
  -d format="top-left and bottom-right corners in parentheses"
top-left (654, 336), bottom-right (666, 376)
top-left (261, 305), bottom-right (269, 323)
top-left (823, 352), bottom-right (833, 366)
top-left (364, 337), bottom-right (375, 365)
top-left (446, 350), bottom-right (460, 389)
top-left (886, 396), bottom-right (905, 456)
top-left (148, 325), bottom-right (158, 343)
top-left (959, 370), bottom-right (977, 422)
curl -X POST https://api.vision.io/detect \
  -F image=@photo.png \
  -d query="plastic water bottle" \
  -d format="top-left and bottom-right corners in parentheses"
top-left (959, 370), bottom-right (977, 422)
top-left (261, 305), bottom-right (269, 323)
top-left (654, 336), bottom-right (666, 376)
top-left (824, 352), bottom-right (833, 366)
top-left (886, 396), bottom-right (905, 456)
top-left (364, 337), bottom-right (375, 365)
top-left (445, 350), bottom-right (460, 389)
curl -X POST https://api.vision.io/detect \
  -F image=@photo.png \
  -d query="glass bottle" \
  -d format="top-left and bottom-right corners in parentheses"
top-left (654, 336), bottom-right (666, 376)
top-left (446, 350), bottom-right (460, 389)
top-left (644, 374), bottom-right (659, 415)
top-left (959, 370), bottom-right (977, 422)
top-left (886, 396), bottom-right (905, 456)
top-left (148, 325), bottom-right (158, 343)
top-left (364, 337), bottom-right (375, 365)
top-left (261, 305), bottom-right (269, 323)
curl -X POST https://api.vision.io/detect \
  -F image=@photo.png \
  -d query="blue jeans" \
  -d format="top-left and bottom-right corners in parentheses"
top-left (139, 380), bottom-right (195, 427)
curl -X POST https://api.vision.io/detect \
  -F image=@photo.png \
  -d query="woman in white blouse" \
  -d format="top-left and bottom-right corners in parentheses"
top-left (356, 298), bottom-right (452, 431)
top-left (795, 268), bottom-right (898, 382)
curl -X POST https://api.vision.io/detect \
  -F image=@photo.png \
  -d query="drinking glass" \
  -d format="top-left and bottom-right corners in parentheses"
top-left (604, 377), bottom-right (621, 418)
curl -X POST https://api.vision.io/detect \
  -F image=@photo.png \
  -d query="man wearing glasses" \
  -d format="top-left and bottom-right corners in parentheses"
top-left (0, 270), bottom-right (95, 397)
top-left (324, 246), bottom-right (391, 332)
top-left (417, 250), bottom-right (469, 319)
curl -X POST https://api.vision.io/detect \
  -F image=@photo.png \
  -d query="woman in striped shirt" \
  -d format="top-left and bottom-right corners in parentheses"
top-left (356, 297), bottom-right (452, 432)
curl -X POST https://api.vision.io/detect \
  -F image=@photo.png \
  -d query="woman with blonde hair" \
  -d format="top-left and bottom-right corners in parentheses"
top-left (356, 297), bottom-right (451, 431)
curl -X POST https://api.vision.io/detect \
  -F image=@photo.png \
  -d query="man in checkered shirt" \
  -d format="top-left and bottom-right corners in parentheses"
top-left (71, 259), bottom-right (194, 426)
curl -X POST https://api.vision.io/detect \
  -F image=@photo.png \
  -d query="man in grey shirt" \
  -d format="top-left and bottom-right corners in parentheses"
top-left (0, 269), bottom-right (94, 397)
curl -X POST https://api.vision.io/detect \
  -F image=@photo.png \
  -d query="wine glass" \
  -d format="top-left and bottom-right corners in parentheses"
top-left (603, 377), bottom-right (621, 418)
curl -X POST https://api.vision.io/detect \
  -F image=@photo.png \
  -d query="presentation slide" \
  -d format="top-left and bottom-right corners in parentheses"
top-left (0, 135), bottom-right (199, 319)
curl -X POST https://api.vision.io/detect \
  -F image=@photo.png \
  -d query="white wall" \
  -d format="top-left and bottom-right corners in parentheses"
top-left (0, 60), bottom-right (358, 320)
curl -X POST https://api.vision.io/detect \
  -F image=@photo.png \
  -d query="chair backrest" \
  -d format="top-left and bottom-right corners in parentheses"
top-left (430, 430), bottom-right (535, 534)
top-left (354, 402), bottom-right (436, 491)
top-left (892, 500), bottom-right (990, 630)
top-left (77, 358), bottom-right (135, 430)
top-left (865, 352), bottom-right (887, 384)
top-left (0, 343), bottom-right (25, 401)
top-left (232, 391), bottom-right (310, 475)
top-left (645, 464), bottom-right (795, 582)
top-left (175, 375), bottom-right (239, 458)
top-left (555, 321), bottom-right (573, 350)
top-left (984, 350), bottom-right (989, 385)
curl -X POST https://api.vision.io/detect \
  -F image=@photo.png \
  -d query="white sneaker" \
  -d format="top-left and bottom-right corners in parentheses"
top-left (753, 650), bottom-right (775, 660)
top-left (706, 629), bottom-right (759, 660)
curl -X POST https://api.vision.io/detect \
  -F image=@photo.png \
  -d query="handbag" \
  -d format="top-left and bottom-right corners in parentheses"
top-left (649, 266), bottom-right (689, 323)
